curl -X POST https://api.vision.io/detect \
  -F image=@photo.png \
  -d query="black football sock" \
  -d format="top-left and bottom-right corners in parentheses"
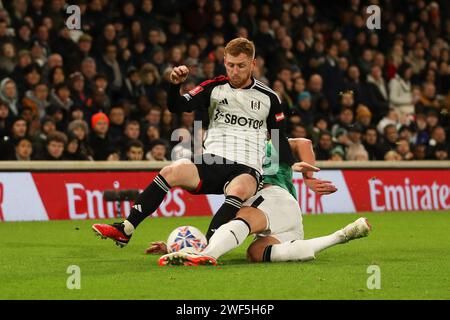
top-left (205, 195), bottom-right (243, 241)
top-left (125, 174), bottom-right (171, 231)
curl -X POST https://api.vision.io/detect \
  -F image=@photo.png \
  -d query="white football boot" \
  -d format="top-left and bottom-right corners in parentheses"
top-left (340, 217), bottom-right (372, 243)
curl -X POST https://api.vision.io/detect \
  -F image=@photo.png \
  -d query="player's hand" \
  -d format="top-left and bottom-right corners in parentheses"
top-left (304, 178), bottom-right (337, 195)
top-left (291, 162), bottom-right (320, 173)
top-left (169, 65), bottom-right (189, 84)
top-left (145, 241), bottom-right (168, 255)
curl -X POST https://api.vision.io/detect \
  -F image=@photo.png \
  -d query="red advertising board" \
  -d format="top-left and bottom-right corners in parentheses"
top-left (0, 169), bottom-right (448, 221)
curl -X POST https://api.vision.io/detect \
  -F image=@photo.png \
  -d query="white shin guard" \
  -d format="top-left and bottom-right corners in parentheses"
top-left (202, 219), bottom-right (250, 259)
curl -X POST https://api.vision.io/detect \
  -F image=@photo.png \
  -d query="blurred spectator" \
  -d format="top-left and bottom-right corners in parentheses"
top-left (363, 65), bottom-right (389, 123)
top-left (108, 104), bottom-right (126, 144)
top-left (0, 77), bottom-right (20, 117)
top-left (345, 65), bottom-right (364, 105)
top-left (89, 112), bottom-right (111, 160)
top-left (97, 44), bottom-right (123, 92)
top-left (32, 116), bottom-right (56, 155)
top-left (146, 138), bottom-right (168, 161)
top-left (36, 131), bottom-right (67, 160)
top-left (389, 62), bottom-right (414, 120)
top-left (0, 42), bottom-right (17, 74)
top-left (290, 124), bottom-right (307, 139)
top-left (0, 99), bottom-right (12, 138)
top-left (0, 117), bottom-right (28, 160)
top-left (19, 63), bottom-right (42, 98)
top-left (48, 66), bottom-right (66, 88)
top-left (377, 108), bottom-right (400, 135)
top-left (12, 136), bottom-right (33, 161)
top-left (346, 145), bottom-right (369, 161)
top-left (315, 131), bottom-right (333, 161)
top-left (67, 119), bottom-right (93, 160)
top-left (331, 106), bottom-right (354, 144)
top-left (398, 125), bottom-right (416, 145)
top-left (396, 137), bottom-right (414, 160)
top-left (64, 132), bottom-right (89, 161)
top-left (124, 139), bottom-right (145, 161)
top-left (122, 66), bottom-right (146, 105)
top-left (307, 74), bottom-right (325, 111)
top-left (416, 82), bottom-right (441, 114)
top-left (21, 82), bottom-right (49, 120)
top-left (69, 72), bottom-right (88, 109)
top-left (49, 82), bottom-right (73, 112)
top-left (295, 91), bottom-right (314, 127)
top-left (384, 150), bottom-right (403, 161)
top-left (413, 143), bottom-right (429, 160)
top-left (355, 104), bottom-right (372, 129)
top-left (330, 145), bottom-right (345, 161)
top-left (362, 127), bottom-right (384, 160)
top-left (381, 124), bottom-right (399, 157)
top-left (433, 143), bottom-right (448, 160)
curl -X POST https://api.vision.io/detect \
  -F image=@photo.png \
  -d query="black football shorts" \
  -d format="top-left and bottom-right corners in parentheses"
top-left (191, 153), bottom-right (262, 195)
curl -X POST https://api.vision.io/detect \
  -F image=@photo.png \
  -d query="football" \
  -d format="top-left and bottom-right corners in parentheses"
top-left (167, 226), bottom-right (208, 253)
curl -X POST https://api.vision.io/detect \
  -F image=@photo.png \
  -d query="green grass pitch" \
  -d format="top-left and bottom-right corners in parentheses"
top-left (1, 212), bottom-right (449, 300)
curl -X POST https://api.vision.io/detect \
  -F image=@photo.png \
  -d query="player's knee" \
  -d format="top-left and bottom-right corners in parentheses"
top-left (159, 165), bottom-right (179, 185)
top-left (246, 246), bottom-right (263, 263)
top-left (227, 184), bottom-right (251, 200)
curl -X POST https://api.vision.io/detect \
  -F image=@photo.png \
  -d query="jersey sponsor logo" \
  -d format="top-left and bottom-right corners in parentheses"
top-left (213, 109), bottom-right (264, 129)
top-left (250, 100), bottom-right (261, 110)
top-left (189, 85), bottom-right (204, 96)
top-left (275, 112), bottom-right (285, 122)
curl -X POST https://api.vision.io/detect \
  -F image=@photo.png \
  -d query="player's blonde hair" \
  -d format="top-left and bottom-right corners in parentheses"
top-left (224, 38), bottom-right (255, 59)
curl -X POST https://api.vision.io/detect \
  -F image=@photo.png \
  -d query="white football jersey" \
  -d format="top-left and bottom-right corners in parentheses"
top-left (169, 76), bottom-right (288, 173)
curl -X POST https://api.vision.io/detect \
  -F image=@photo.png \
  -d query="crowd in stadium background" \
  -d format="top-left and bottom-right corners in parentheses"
top-left (0, 0), bottom-right (449, 162)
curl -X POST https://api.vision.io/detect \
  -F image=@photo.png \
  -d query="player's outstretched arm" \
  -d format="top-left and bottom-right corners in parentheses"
top-left (288, 138), bottom-right (315, 179)
top-left (289, 138), bottom-right (337, 195)
top-left (167, 65), bottom-right (192, 113)
top-left (167, 69), bottom-right (226, 114)
top-left (169, 66), bottom-right (190, 85)
top-left (291, 161), bottom-right (320, 173)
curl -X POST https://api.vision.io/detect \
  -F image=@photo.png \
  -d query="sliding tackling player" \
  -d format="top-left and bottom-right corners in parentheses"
top-left (149, 138), bottom-right (371, 265)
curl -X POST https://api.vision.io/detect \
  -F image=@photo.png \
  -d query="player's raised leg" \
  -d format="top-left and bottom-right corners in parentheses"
top-left (205, 173), bottom-right (258, 240)
top-left (92, 160), bottom-right (200, 247)
top-left (248, 217), bottom-right (372, 262)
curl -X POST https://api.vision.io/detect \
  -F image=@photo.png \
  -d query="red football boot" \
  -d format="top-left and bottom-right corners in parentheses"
top-left (92, 222), bottom-right (131, 247)
top-left (158, 251), bottom-right (217, 266)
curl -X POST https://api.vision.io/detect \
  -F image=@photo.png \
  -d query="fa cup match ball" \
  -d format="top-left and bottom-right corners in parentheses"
top-left (167, 226), bottom-right (208, 253)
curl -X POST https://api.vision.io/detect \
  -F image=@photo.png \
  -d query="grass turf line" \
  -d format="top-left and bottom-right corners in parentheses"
top-left (0, 212), bottom-right (449, 300)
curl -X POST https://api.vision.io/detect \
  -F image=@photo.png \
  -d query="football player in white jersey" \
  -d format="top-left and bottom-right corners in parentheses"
top-left (92, 38), bottom-right (296, 246)
top-left (149, 139), bottom-right (371, 266)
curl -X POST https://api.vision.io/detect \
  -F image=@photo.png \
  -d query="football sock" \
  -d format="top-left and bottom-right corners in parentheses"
top-left (265, 231), bottom-right (344, 262)
top-left (124, 174), bottom-right (171, 234)
top-left (202, 218), bottom-right (251, 259)
top-left (302, 230), bottom-right (345, 253)
top-left (123, 220), bottom-right (135, 236)
top-left (205, 195), bottom-right (244, 240)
